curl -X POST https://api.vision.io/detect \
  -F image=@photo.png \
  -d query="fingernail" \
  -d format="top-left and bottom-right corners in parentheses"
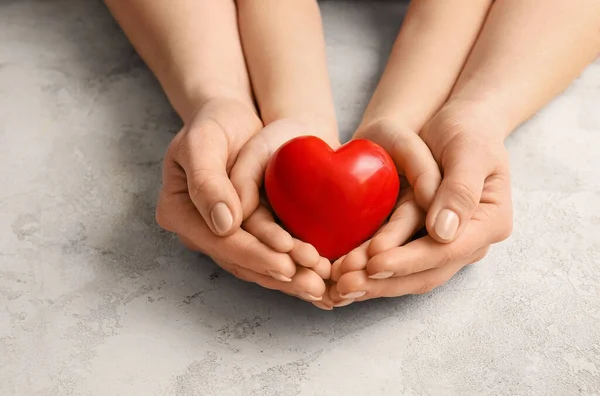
top-left (211, 202), bottom-right (233, 235)
top-left (369, 271), bottom-right (394, 280)
top-left (340, 291), bottom-right (366, 299)
top-left (313, 302), bottom-right (333, 311)
top-left (267, 270), bottom-right (292, 282)
top-left (434, 209), bottom-right (459, 241)
top-left (333, 299), bottom-right (354, 307)
top-left (300, 292), bottom-right (322, 302)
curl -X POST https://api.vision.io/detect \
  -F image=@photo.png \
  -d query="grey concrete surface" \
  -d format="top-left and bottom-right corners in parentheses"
top-left (1, 1), bottom-right (599, 395)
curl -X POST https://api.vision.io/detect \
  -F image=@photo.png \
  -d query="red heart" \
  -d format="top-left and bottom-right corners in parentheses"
top-left (265, 136), bottom-right (400, 261)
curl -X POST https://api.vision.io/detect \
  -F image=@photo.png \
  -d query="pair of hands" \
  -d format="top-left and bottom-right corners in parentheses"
top-left (156, 97), bottom-right (513, 309)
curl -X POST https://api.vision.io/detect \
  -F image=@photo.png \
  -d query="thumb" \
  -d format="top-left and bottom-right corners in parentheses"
top-left (426, 144), bottom-right (489, 243)
top-left (174, 119), bottom-right (243, 236)
top-left (229, 134), bottom-right (269, 220)
top-left (230, 120), bottom-right (316, 219)
top-left (358, 124), bottom-right (441, 211)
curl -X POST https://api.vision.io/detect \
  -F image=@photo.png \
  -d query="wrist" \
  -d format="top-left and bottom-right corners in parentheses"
top-left (359, 106), bottom-right (425, 136)
top-left (420, 99), bottom-right (511, 148)
top-left (166, 79), bottom-right (255, 124)
top-left (265, 115), bottom-right (340, 147)
top-left (182, 96), bottom-right (263, 142)
top-left (354, 118), bottom-right (417, 142)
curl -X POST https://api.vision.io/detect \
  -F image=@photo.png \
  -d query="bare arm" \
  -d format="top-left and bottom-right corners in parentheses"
top-left (360, 0), bottom-right (493, 132)
top-left (236, 0), bottom-right (338, 142)
top-left (104, 0), bottom-right (253, 122)
top-left (448, 0), bottom-right (600, 138)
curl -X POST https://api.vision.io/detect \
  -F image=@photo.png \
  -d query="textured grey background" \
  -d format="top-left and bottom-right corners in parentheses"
top-left (1, 1), bottom-right (599, 395)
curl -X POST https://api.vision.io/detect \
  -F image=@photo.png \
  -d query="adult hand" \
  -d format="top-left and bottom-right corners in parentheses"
top-left (156, 98), bottom-right (324, 299)
top-left (331, 103), bottom-right (513, 303)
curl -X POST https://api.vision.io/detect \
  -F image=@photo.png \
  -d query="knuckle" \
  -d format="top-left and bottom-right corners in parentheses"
top-left (438, 245), bottom-right (464, 268)
top-left (380, 253), bottom-right (401, 273)
top-left (444, 179), bottom-right (480, 211)
top-left (189, 171), bottom-right (223, 202)
top-left (228, 266), bottom-right (243, 280)
top-left (230, 237), bottom-right (259, 261)
top-left (414, 278), bottom-right (441, 295)
top-left (166, 134), bottom-right (182, 161)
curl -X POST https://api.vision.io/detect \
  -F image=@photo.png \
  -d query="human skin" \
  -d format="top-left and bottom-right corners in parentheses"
top-left (332, 0), bottom-right (600, 305)
top-left (104, 0), bottom-right (327, 301)
top-left (320, 0), bottom-right (495, 307)
top-left (232, 0), bottom-right (341, 206)
top-left (228, 0), bottom-right (344, 300)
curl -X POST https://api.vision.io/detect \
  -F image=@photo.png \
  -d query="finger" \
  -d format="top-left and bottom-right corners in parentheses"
top-left (232, 264), bottom-right (326, 302)
top-left (337, 241), bottom-right (369, 276)
top-left (359, 125), bottom-right (441, 210)
top-left (311, 256), bottom-right (332, 280)
top-left (288, 267), bottom-right (327, 301)
top-left (313, 283), bottom-right (335, 310)
top-left (329, 283), bottom-right (343, 303)
top-left (218, 260), bottom-right (328, 304)
top-left (425, 136), bottom-right (495, 243)
top-left (289, 239), bottom-right (321, 268)
top-left (217, 260), bottom-right (296, 297)
top-left (367, 190), bottom-right (425, 260)
top-left (243, 205), bottom-right (294, 253)
top-left (330, 255), bottom-right (346, 282)
top-left (172, 121), bottom-right (243, 236)
top-left (313, 303), bottom-right (333, 311)
top-left (229, 134), bottom-right (269, 220)
top-left (230, 120), bottom-right (311, 219)
top-left (329, 283), bottom-right (355, 308)
top-left (161, 194), bottom-right (297, 281)
top-left (335, 271), bottom-right (370, 300)
top-left (291, 237), bottom-right (333, 280)
top-left (366, 216), bottom-right (494, 278)
top-left (345, 246), bottom-right (489, 300)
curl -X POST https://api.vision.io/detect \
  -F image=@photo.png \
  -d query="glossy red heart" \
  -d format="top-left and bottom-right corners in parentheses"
top-left (265, 136), bottom-right (400, 261)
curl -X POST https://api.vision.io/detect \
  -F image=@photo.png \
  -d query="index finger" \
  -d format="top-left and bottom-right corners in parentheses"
top-left (161, 193), bottom-right (297, 281)
top-left (365, 212), bottom-right (494, 278)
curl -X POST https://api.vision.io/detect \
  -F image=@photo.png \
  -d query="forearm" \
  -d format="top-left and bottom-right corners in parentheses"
top-left (360, 0), bottom-right (493, 132)
top-left (449, 0), bottom-right (600, 139)
top-left (104, 0), bottom-right (253, 122)
top-left (237, 0), bottom-right (337, 139)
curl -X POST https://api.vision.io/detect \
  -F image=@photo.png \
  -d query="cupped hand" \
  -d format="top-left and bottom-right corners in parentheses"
top-left (156, 98), bottom-right (325, 298)
top-left (230, 118), bottom-right (339, 279)
top-left (331, 104), bottom-right (513, 303)
top-left (325, 120), bottom-right (442, 306)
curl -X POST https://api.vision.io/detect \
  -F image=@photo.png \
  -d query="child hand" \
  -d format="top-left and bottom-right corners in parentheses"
top-left (331, 104), bottom-right (513, 303)
top-left (230, 118), bottom-right (338, 278)
top-left (326, 120), bottom-right (441, 305)
top-left (157, 99), bottom-right (318, 293)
